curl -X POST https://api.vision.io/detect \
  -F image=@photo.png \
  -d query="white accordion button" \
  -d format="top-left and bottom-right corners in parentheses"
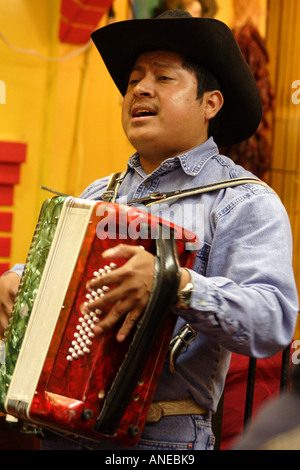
top-left (66, 262), bottom-right (118, 362)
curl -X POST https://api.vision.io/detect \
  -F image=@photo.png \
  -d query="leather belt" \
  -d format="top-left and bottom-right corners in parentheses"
top-left (146, 398), bottom-right (208, 423)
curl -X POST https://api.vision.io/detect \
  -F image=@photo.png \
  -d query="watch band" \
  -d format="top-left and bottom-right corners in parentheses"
top-left (174, 281), bottom-right (194, 310)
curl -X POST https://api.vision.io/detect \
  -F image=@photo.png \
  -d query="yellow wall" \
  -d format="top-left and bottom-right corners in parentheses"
top-left (0, 0), bottom-right (133, 267)
top-left (216, 0), bottom-right (266, 36)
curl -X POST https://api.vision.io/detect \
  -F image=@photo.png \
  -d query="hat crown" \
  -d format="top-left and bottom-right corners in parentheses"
top-left (157, 9), bottom-right (193, 19)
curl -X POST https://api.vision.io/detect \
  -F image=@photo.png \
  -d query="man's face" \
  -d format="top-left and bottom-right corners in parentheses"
top-left (121, 51), bottom-right (210, 170)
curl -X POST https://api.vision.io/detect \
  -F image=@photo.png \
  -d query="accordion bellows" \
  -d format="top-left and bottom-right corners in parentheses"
top-left (0, 196), bottom-right (66, 404)
top-left (0, 196), bottom-right (197, 445)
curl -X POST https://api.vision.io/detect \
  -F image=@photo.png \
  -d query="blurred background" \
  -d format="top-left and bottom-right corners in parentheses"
top-left (0, 0), bottom-right (299, 450)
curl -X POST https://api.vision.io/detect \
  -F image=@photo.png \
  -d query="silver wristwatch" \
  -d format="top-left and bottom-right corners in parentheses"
top-left (175, 282), bottom-right (194, 310)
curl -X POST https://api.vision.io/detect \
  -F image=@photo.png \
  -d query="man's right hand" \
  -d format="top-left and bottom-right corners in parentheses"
top-left (0, 272), bottom-right (20, 338)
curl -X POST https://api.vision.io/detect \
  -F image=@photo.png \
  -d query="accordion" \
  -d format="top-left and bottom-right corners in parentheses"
top-left (0, 196), bottom-right (197, 446)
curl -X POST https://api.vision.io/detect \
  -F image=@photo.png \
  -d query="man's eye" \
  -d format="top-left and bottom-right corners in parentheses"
top-left (129, 78), bottom-right (139, 86)
top-left (159, 76), bottom-right (172, 81)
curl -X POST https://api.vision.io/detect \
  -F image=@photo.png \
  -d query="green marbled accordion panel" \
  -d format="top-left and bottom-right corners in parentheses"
top-left (0, 196), bottom-right (66, 411)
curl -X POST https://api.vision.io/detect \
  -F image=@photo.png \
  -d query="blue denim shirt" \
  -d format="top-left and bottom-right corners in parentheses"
top-left (11, 137), bottom-right (299, 413)
top-left (79, 137), bottom-right (298, 412)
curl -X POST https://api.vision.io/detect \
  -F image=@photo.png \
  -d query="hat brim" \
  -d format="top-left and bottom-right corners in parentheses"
top-left (91, 16), bottom-right (262, 147)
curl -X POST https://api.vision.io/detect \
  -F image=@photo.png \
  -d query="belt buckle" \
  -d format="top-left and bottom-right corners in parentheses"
top-left (146, 402), bottom-right (164, 423)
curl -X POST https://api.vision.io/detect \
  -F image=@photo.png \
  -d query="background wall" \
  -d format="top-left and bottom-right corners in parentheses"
top-left (0, 0), bottom-right (133, 270)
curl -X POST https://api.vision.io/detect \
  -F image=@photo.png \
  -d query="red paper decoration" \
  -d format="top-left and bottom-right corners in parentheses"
top-left (0, 212), bottom-right (13, 232)
top-left (0, 141), bottom-right (27, 275)
top-left (0, 263), bottom-right (9, 274)
top-left (0, 186), bottom-right (13, 206)
top-left (0, 238), bottom-right (11, 257)
top-left (59, 0), bottom-right (114, 44)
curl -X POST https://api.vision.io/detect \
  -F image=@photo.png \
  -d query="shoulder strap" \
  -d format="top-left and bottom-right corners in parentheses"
top-left (128, 177), bottom-right (276, 207)
top-left (101, 171), bottom-right (126, 202)
top-left (101, 175), bottom-right (276, 206)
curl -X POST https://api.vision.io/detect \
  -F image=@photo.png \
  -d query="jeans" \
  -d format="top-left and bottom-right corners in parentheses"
top-left (41, 415), bottom-right (215, 450)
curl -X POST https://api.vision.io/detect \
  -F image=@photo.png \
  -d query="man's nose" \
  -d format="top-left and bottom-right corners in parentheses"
top-left (133, 76), bottom-right (155, 97)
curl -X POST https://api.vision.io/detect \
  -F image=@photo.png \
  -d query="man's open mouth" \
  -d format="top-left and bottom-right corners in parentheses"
top-left (131, 107), bottom-right (157, 118)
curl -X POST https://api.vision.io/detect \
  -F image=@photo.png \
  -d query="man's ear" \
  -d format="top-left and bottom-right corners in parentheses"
top-left (204, 90), bottom-right (224, 121)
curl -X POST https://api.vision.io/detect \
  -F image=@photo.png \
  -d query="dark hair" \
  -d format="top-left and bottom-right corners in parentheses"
top-left (182, 58), bottom-right (222, 138)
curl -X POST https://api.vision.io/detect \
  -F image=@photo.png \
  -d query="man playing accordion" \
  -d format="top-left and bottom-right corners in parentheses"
top-left (0, 10), bottom-right (298, 450)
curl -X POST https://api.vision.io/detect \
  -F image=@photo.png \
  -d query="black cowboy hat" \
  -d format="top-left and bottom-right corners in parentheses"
top-left (91, 10), bottom-right (262, 147)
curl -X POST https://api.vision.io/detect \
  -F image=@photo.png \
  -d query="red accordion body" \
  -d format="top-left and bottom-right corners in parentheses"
top-left (5, 198), bottom-right (197, 446)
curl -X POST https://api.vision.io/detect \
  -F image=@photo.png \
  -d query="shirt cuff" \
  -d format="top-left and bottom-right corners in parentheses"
top-left (3, 263), bottom-right (25, 278)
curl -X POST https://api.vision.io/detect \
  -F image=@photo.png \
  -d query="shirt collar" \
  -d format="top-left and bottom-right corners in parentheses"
top-left (127, 137), bottom-right (219, 177)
